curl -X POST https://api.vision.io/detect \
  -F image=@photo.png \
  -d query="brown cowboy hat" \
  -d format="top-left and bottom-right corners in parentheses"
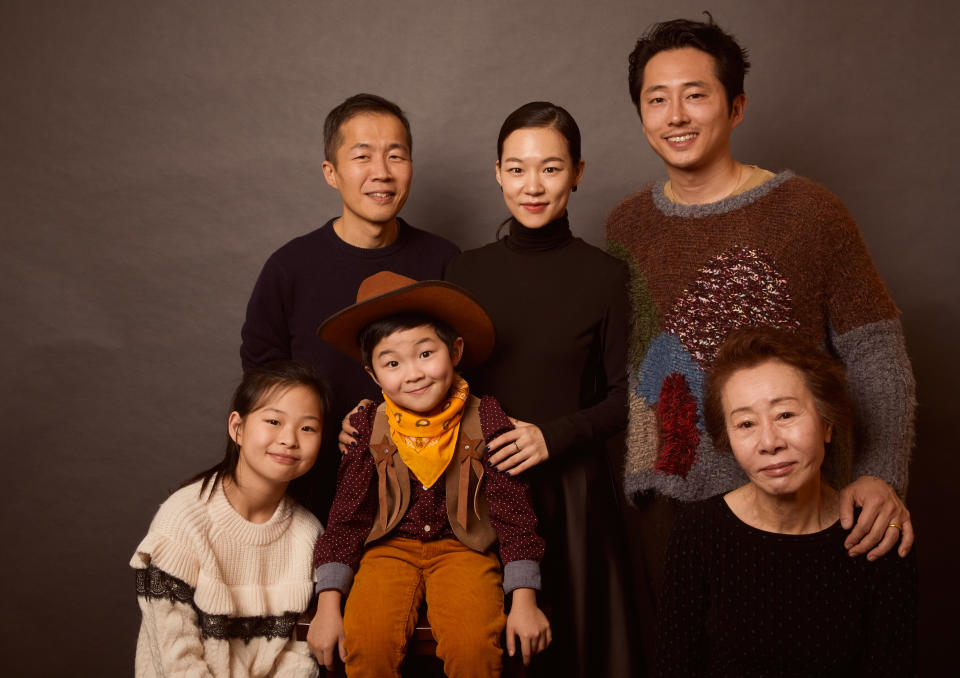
top-left (317, 271), bottom-right (495, 368)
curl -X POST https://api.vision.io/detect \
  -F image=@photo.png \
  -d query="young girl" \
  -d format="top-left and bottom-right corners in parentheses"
top-left (131, 361), bottom-right (329, 678)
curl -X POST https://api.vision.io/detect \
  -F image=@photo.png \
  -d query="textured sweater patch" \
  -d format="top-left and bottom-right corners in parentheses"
top-left (662, 245), bottom-right (800, 367)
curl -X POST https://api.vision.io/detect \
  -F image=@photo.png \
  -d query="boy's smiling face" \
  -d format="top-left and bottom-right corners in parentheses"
top-left (366, 325), bottom-right (464, 414)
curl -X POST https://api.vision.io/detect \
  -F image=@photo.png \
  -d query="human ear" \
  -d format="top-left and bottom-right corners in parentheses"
top-left (321, 160), bottom-right (339, 189)
top-left (495, 161), bottom-right (503, 190)
top-left (228, 411), bottom-right (244, 445)
top-left (729, 93), bottom-right (747, 129)
top-left (824, 422), bottom-right (834, 444)
top-left (572, 159), bottom-right (586, 189)
top-left (364, 365), bottom-right (382, 388)
top-left (451, 337), bottom-right (465, 367)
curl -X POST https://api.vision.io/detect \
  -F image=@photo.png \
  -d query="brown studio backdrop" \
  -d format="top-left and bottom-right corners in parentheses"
top-left (2, 1), bottom-right (957, 674)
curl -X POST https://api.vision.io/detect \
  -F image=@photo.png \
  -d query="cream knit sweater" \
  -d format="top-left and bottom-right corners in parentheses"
top-left (131, 479), bottom-right (321, 678)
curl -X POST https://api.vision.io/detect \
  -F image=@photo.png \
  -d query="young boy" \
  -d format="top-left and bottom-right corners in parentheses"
top-left (306, 271), bottom-right (550, 677)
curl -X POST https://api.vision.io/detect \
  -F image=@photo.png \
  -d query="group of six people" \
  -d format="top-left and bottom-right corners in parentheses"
top-left (131, 16), bottom-right (918, 678)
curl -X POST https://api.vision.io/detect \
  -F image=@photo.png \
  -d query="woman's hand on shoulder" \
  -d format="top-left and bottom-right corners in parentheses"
top-left (840, 474), bottom-right (914, 559)
top-left (487, 419), bottom-right (549, 475)
top-left (505, 588), bottom-right (551, 666)
top-left (338, 399), bottom-right (374, 454)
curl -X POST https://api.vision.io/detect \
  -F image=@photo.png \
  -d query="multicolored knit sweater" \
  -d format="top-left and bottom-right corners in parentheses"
top-left (607, 171), bottom-right (915, 502)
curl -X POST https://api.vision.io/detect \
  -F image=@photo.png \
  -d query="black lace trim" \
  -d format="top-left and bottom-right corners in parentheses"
top-left (136, 565), bottom-right (195, 606)
top-left (200, 610), bottom-right (300, 643)
top-left (135, 565), bottom-right (300, 642)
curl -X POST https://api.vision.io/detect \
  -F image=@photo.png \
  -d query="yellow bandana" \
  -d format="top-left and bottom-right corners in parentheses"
top-left (383, 377), bottom-right (469, 488)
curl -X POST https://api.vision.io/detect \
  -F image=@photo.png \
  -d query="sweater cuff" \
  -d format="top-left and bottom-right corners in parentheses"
top-left (538, 418), bottom-right (575, 460)
top-left (503, 560), bottom-right (541, 594)
top-left (314, 562), bottom-right (353, 596)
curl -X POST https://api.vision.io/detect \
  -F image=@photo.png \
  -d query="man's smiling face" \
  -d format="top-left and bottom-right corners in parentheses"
top-left (322, 112), bottom-right (412, 230)
top-left (639, 47), bottom-right (745, 173)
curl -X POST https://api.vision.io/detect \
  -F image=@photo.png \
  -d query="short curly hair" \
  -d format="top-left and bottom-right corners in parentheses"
top-left (704, 327), bottom-right (853, 454)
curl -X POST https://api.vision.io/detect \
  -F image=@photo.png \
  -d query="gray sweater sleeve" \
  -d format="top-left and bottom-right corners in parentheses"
top-left (830, 318), bottom-right (916, 495)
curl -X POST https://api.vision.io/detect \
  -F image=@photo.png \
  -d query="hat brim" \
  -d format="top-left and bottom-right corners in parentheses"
top-left (317, 280), bottom-right (495, 369)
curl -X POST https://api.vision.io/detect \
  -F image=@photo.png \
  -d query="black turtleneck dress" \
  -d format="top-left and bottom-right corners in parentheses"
top-left (445, 216), bottom-right (641, 677)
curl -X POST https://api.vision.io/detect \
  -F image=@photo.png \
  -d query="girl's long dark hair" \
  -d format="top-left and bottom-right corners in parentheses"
top-left (181, 360), bottom-right (331, 498)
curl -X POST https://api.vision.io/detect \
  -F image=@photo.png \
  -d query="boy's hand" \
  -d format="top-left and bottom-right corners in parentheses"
top-left (505, 588), bottom-right (551, 666)
top-left (840, 474), bottom-right (914, 559)
top-left (338, 399), bottom-right (374, 454)
top-left (306, 590), bottom-right (347, 670)
top-left (487, 419), bottom-right (549, 475)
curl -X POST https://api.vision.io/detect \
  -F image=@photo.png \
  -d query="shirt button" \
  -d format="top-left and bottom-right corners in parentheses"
top-left (422, 484), bottom-right (429, 490)
top-left (423, 524), bottom-right (431, 532)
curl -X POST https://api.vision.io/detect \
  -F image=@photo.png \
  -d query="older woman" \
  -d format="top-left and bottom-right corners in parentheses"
top-left (655, 327), bottom-right (917, 677)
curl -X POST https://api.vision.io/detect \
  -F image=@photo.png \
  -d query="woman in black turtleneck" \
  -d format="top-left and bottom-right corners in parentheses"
top-left (445, 102), bottom-right (641, 677)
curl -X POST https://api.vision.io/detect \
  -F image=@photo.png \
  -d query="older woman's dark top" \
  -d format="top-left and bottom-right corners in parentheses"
top-left (656, 495), bottom-right (917, 677)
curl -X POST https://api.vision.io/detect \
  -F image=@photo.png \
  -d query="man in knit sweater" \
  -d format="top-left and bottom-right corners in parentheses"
top-left (607, 17), bottom-right (916, 568)
top-left (241, 94), bottom-right (459, 521)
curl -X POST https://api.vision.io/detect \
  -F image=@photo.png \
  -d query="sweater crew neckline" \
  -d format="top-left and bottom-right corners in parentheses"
top-left (505, 214), bottom-right (574, 253)
top-left (207, 481), bottom-right (294, 546)
top-left (321, 217), bottom-right (412, 258)
top-left (651, 170), bottom-right (795, 218)
top-left (715, 494), bottom-right (841, 545)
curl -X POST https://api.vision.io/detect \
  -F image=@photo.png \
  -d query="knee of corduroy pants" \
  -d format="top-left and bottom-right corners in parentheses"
top-left (422, 538), bottom-right (505, 678)
top-left (343, 538), bottom-right (425, 678)
top-left (342, 536), bottom-right (505, 678)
